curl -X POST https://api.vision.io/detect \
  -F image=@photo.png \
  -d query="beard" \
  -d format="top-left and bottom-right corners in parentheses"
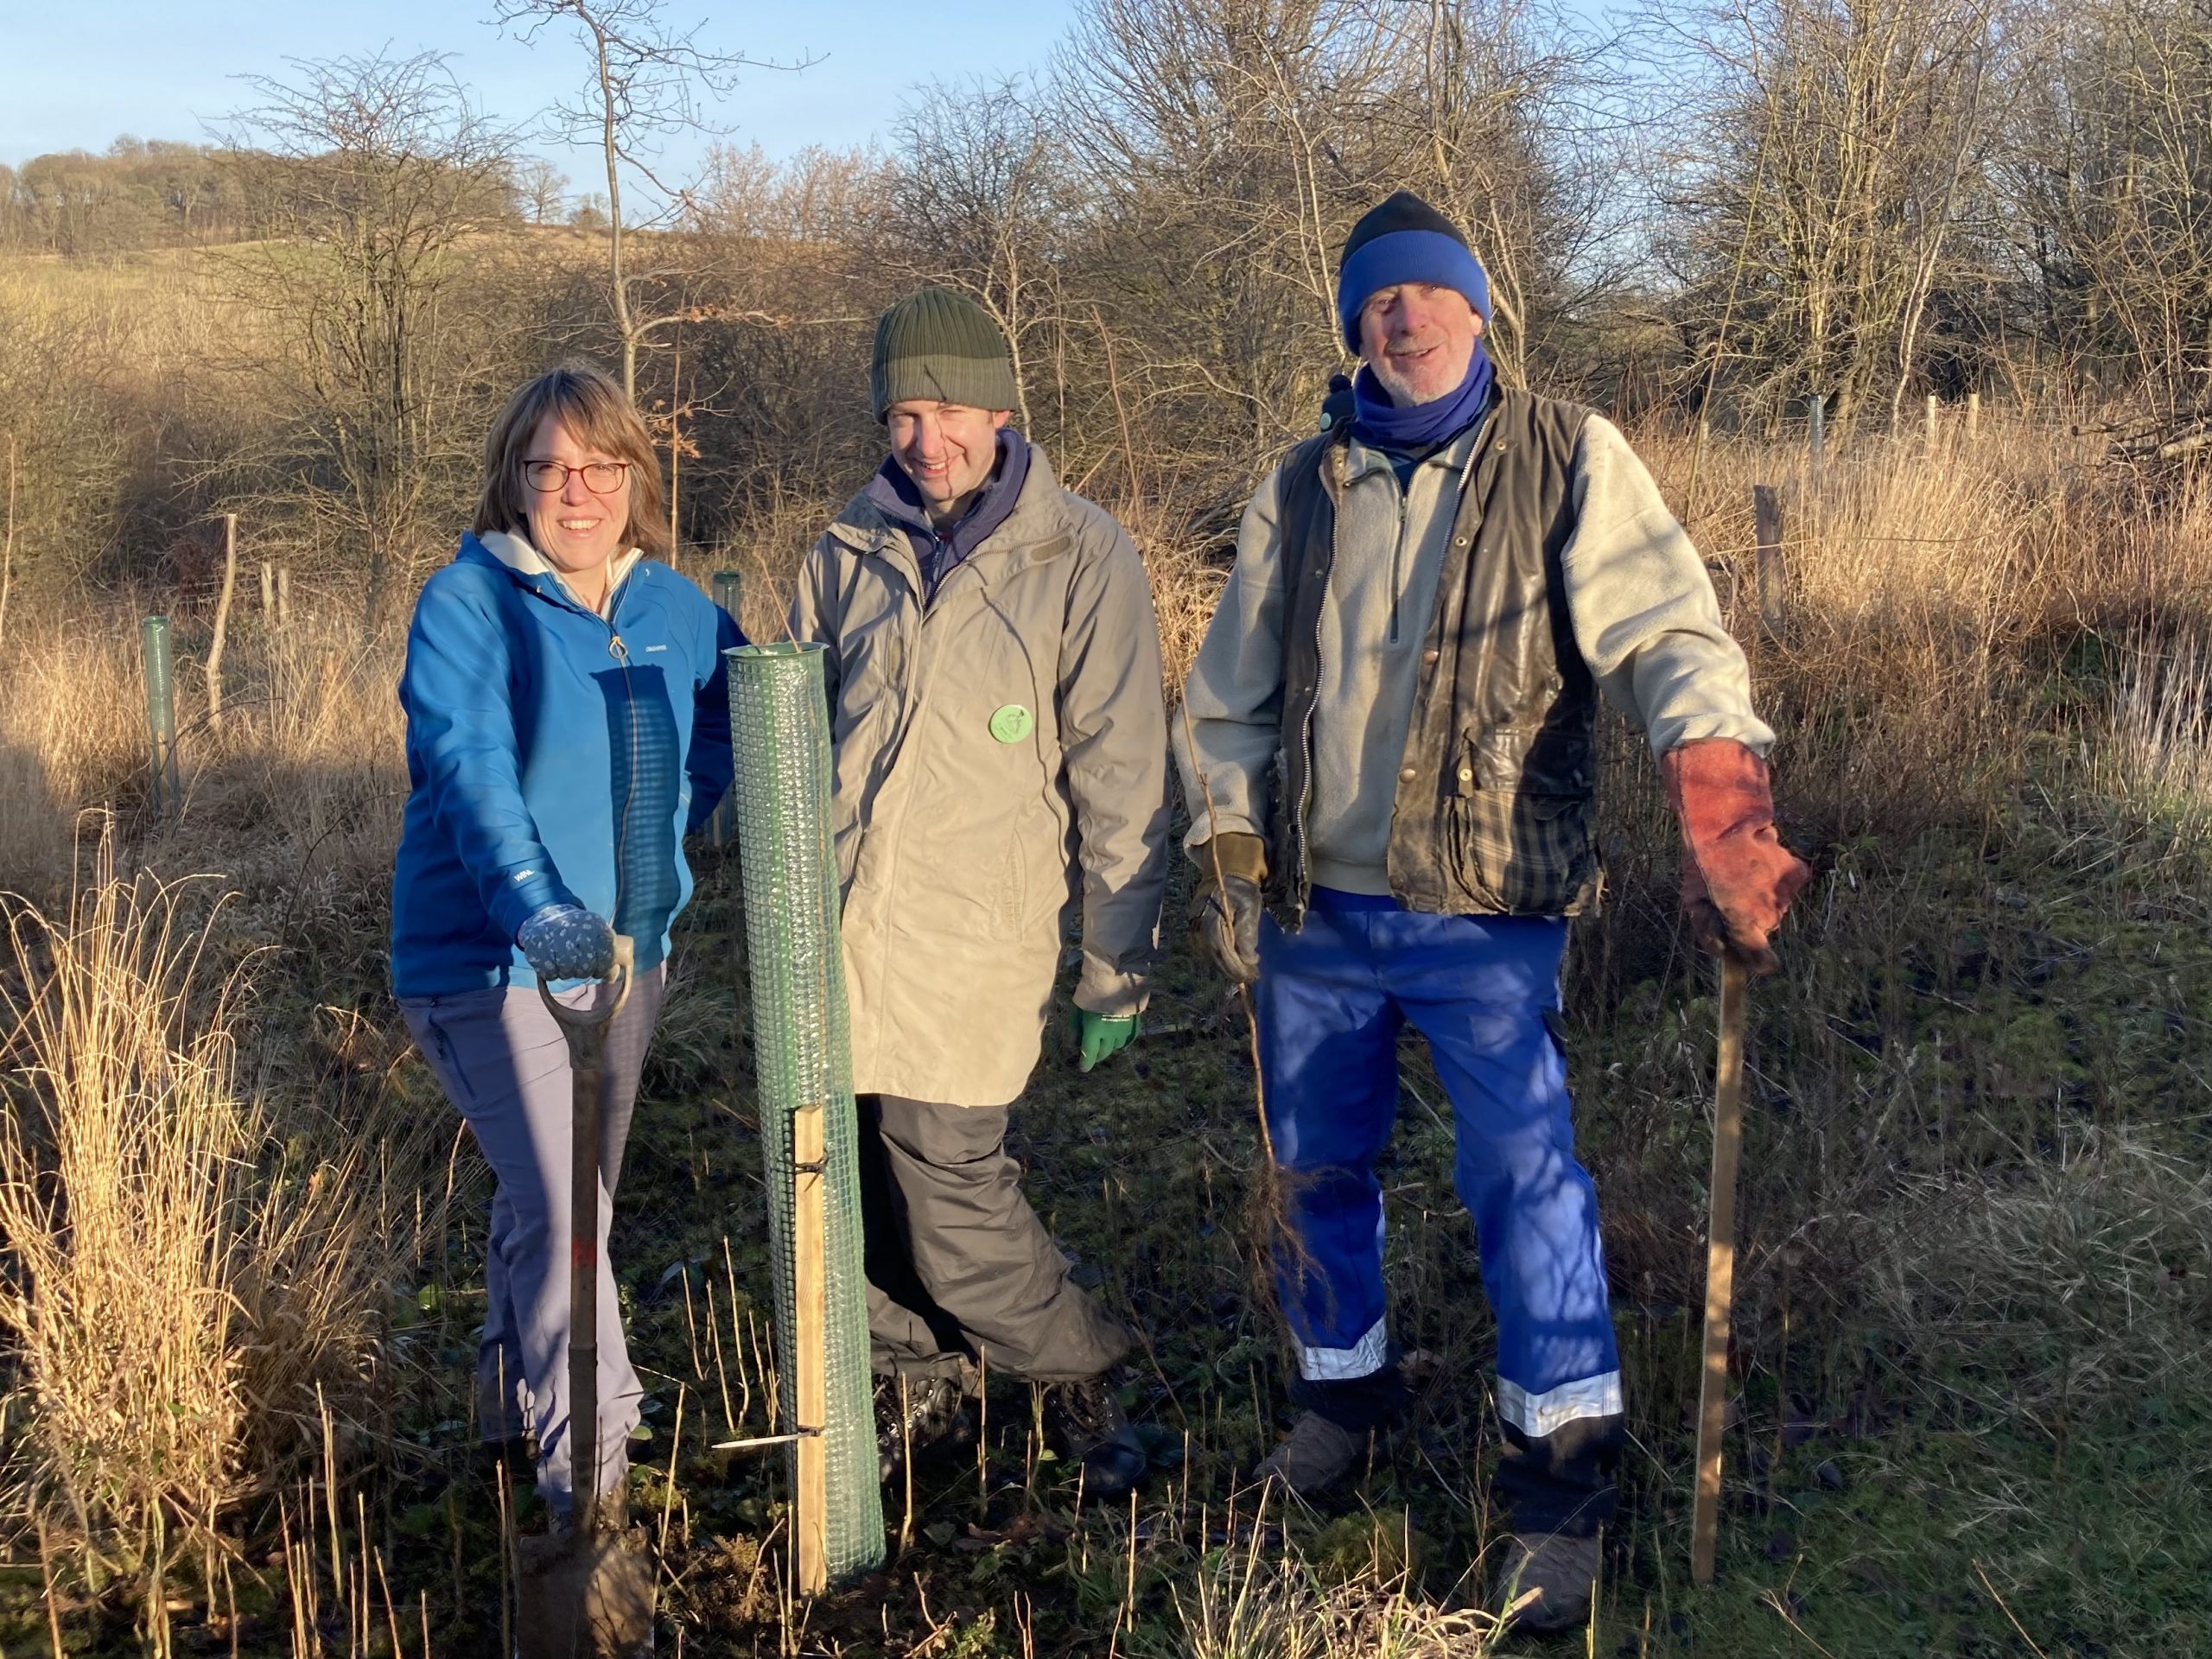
top-left (1370, 335), bottom-right (1475, 406)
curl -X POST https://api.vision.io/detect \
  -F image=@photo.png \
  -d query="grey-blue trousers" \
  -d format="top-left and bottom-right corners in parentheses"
top-left (402, 966), bottom-right (667, 1515)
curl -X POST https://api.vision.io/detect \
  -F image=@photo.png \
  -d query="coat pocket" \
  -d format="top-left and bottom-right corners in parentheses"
top-left (1445, 732), bottom-right (1598, 916)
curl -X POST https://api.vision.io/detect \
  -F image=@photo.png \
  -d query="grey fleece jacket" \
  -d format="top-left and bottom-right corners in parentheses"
top-left (1176, 410), bottom-right (1772, 895)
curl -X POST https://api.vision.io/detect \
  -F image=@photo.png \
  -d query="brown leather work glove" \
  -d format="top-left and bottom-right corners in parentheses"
top-left (1662, 739), bottom-right (1811, 976)
top-left (1190, 831), bottom-right (1267, 985)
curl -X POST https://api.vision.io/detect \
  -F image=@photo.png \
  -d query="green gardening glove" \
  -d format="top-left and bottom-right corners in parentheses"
top-left (1072, 1008), bottom-right (1140, 1072)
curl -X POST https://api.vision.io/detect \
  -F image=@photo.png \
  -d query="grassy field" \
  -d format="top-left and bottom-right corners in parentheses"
top-left (1, 416), bottom-right (2209, 1656)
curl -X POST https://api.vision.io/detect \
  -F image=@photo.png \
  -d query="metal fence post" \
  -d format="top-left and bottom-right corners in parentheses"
top-left (143, 615), bottom-right (181, 824)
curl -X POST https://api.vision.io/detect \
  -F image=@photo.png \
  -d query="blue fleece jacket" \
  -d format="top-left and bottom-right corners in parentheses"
top-left (390, 533), bottom-right (743, 996)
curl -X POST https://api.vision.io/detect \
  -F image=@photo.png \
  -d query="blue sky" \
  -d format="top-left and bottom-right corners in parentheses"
top-left (0, 1), bottom-right (1077, 181)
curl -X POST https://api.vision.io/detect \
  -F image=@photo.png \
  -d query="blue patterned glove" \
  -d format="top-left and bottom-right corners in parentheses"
top-left (517, 904), bottom-right (616, 981)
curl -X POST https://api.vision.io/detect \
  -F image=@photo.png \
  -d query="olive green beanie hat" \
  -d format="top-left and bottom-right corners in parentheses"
top-left (869, 286), bottom-right (1021, 423)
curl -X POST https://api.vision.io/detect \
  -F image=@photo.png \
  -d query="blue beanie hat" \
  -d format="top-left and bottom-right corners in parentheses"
top-left (1336, 192), bottom-right (1491, 352)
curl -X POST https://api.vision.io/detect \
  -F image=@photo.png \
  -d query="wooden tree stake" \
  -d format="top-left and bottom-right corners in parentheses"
top-left (1753, 484), bottom-right (1785, 635)
top-left (793, 1100), bottom-right (828, 1594)
top-left (207, 513), bottom-right (239, 733)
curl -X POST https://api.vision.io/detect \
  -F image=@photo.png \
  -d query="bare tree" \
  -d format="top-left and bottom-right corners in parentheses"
top-left (881, 79), bottom-right (1072, 435)
top-left (218, 52), bottom-right (519, 630)
top-left (2002, 0), bottom-right (2212, 417)
top-left (495, 0), bottom-right (807, 398)
top-left (1053, 0), bottom-right (1615, 495)
top-left (517, 156), bottom-right (570, 225)
top-left (1651, 0), bottom-right (2012, 429)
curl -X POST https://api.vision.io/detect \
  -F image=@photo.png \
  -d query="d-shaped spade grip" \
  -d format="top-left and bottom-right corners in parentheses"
top-left (538, 931), bottom-right (637, 1045)
top-left (538, 931), bottom-right (635, 1535)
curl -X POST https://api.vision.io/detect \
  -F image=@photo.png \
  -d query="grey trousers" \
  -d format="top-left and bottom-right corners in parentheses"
top-left (860, 1093), bottom-right (1131, 1382)
top-left (402, 965), bottom-right (667, 1515)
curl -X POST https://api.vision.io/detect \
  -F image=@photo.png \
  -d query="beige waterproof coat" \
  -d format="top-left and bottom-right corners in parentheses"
top-left (791, 445), bottom-right (1171, 1108)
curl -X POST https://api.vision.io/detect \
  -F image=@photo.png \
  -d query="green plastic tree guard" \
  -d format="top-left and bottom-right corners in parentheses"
top-left (142, 614), bottom-right (181, 823)
top-left (724, 641), bottom-right (883, 1591)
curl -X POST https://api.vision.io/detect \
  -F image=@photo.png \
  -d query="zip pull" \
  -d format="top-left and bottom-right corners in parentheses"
top-left (608, 633), bottom-right (629, 662)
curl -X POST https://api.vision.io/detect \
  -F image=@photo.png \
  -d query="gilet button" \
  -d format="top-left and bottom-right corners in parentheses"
top-left (1399, 766), bottom-right (1417, 782)
top-left (1421, 649), bottom-right (1440, 665)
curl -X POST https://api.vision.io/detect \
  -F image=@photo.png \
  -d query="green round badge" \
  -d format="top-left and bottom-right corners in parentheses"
top-left (988, 703), bottom-right (1034, 744)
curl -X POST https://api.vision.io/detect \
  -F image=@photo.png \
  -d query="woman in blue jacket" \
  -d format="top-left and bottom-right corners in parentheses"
top-left (391, 363), bottom-right (741, 1519)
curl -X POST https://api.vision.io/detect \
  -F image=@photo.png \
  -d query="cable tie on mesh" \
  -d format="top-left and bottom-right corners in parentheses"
top-left (708, 1427), bottom-right (823, 1452)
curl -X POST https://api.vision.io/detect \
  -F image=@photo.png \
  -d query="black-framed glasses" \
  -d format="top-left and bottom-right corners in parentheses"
top-left (524, 459), bottom-right (632, 494)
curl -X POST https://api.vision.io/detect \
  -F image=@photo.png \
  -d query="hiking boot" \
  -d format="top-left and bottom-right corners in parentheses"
top-left (875, 1372), bottom-right (973, 1485)
top-left (1045, 1376), bottom-right (1147, 1497)
top-left (1489, 1530), bottom-right (1600, 1635)
top-left (1252, 1410), bottom-right (1360, 1497)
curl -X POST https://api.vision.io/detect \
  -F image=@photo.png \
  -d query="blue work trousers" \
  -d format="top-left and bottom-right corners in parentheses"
top-left (1255, 888), bottom-right (1623, 1534)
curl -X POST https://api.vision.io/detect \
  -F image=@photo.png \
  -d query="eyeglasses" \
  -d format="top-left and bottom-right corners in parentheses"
top-left (524, 459), bottom-right (632, 494)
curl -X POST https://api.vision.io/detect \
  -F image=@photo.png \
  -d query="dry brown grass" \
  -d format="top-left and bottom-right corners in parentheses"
top-left (1, 410), bottom-right (2208, 1649)
top-left (0, 832), bottom-right (397, 1607)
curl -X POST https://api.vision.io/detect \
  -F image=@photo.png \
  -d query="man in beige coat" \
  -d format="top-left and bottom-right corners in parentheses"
top-left (791, 286), bottom-right (1170, 1497)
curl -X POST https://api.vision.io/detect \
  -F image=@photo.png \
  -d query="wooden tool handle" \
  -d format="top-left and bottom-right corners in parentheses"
top-left (1692, 955), bottom-right (1748, 1585)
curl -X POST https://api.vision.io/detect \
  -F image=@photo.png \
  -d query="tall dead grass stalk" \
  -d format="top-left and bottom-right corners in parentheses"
top-left (0, 826), bottom-right (381, 1607)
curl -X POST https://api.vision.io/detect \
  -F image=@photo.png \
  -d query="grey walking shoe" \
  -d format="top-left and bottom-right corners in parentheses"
top-left (1252, 1410), bottom-right (1361, 1497)
top-left (1489, 1530), bottom-right (1600, 1635)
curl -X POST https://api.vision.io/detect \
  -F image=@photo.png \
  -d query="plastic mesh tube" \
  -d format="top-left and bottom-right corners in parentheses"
top-left (142, 614), bottom-right (181, 820)
top-left (724, 641), bottom-right (884, 1586)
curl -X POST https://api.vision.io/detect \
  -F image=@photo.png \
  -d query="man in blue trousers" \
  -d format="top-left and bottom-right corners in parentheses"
top-left (1175, 192), bottom-right (1809, 1632)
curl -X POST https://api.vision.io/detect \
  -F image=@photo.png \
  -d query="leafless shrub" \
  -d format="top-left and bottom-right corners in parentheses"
top-left (213, 51), bottom-right (523, 632)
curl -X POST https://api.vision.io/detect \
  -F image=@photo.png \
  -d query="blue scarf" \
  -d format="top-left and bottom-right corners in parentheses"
top-left (1351, 343), bottom-right (1495, 448)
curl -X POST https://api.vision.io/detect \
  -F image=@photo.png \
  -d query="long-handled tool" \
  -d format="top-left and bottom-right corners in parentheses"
top-left (518, 935), bottom-right (657, 1659)
top-left (1691, 955), bottom-right (1748, 1586)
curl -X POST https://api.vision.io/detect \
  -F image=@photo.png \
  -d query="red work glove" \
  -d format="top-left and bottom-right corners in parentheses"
top-left (1662, 739), bottom-right (1811, 976)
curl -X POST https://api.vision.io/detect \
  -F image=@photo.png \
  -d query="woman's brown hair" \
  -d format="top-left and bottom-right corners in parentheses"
top-left (474, 363), bottom-right (669, 557)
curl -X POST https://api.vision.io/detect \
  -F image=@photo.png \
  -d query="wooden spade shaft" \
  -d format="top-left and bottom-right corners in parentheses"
top-left (1692, 956), bottom-right (1748, 1586)
top-left (538, 937), bottom-right (635, 1536)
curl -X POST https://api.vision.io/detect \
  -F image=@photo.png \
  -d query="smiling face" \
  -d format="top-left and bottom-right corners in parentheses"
top-left (1357, 283), bottom-right (1483, 407)
top-left (522, 413), bottom-right (633, 578)
top-left (884, 400), bottom-right (1011, 524)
